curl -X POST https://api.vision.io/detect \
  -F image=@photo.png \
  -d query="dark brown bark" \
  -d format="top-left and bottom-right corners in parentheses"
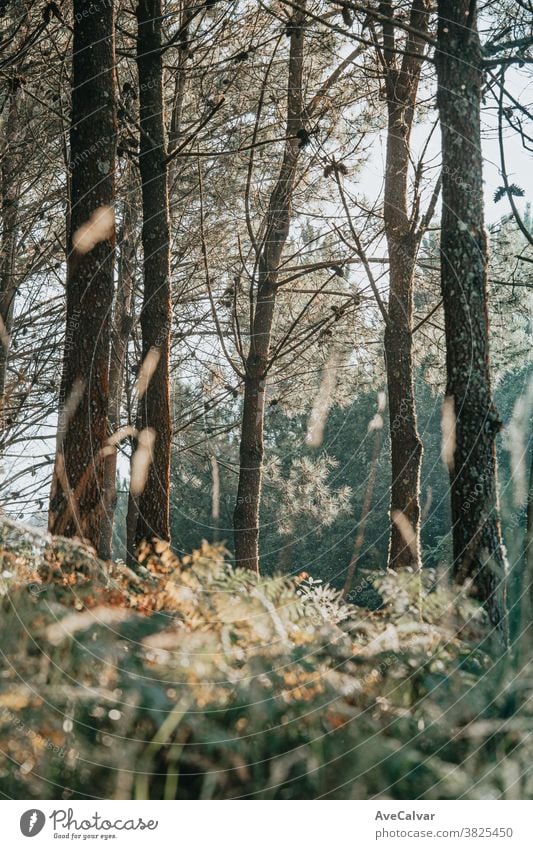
top-left (48, 0), bottom-right (116, 547)
top-left (381, 0), bottom-right (429, 569)
top-left (125, 464), bottom-right (140, 567)
top-left (523, 441), bottom-right (533, 640)
top-left (436, 0), bottom-right (507, 629)
top-left (233, 8), bottom-right (306, 572)
top-left (0, 75), bottom-right (21, 425)
top-left (134, 0), bottom-right (172, 545)
top-left (99, 173), bottom-right (136, 559)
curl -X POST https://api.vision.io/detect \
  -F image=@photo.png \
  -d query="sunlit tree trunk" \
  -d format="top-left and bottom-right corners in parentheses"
top-left (436, 0), bottom-right (507, 628)
top-left (134, 0), bottom-right (172, 546)
top-left (49, 0), bottom-right (116, 547)
top-left (233, 7), bottom-right (305, 572)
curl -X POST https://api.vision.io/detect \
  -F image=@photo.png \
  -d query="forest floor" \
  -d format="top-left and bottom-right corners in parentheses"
top-left (0, 517), bottom-right (531, 800)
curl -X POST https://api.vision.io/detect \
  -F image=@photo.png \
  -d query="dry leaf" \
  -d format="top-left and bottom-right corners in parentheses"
top-left (391, 510), bottom-right (419, 560)
top-left (441, 395), bottom-right (456, 471)
top-left (135, 348), bottom-right (161, 399)
top-left (306, 352), bottom-right (338, 447)
top-left (130, 428), bottom-right (156, 496)
top-left (73, 206), bottom-right (115, 254)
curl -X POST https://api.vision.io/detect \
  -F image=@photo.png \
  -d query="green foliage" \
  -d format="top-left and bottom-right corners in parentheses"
top-left (494, 184), bottom-right (524, 203)
top-left (1, 523), bottom-right (531, 800)
top-left (165, 361), bottom-right (531, 588)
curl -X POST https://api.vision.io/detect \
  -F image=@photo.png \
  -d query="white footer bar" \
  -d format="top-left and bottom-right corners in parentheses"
top-left (3, 800), bottom-right (531, 848)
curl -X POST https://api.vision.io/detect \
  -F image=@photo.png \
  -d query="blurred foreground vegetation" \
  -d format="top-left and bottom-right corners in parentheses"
top-left (0, 518), bottom-right (531, 800)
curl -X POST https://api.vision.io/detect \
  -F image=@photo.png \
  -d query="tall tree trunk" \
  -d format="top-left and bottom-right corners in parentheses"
top-left (436, 0), bottom-right (507, 628)
top-left (522, 440), bottom-right (533, 649)
top-left (381, 0), bottom-right (429, 569)
top-left (126, 489), bottom-right (140, 567)
top-left (233, 7), bottom-right (305, 572)
top-left (48, 0), bottom-right (116, 547)
top-left (99, 173), bottom-right (136, 559)
top-left (134, 0), bottom-right (172, 546)
top-left (0, 74), bottom-right (21, 432)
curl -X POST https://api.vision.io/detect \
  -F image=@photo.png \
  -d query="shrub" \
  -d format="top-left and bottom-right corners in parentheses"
top-left (0, 518), bottom-right (531, 800)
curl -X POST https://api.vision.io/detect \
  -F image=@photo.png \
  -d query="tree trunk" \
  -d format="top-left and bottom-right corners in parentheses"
top-left (0, 75), bottom-right (21, 432)
top-left (99, 173), bottom-right (136, 559)
top-left (522, 439), bottom-right (533, 648)
top-left (436, 0), bottom-right (507, 628)
top-left (233, 328), bottom-right (271, 572)
top-left (48, 0), bottom-right (116, 547)
top-left (381, 0), bottom-right (429, 569)
top-left (384, 242), bottom-right (422, 569)
top-left (134, 0), bottom-right (172, 546)
top-left (233, 7), bottom-right (305, 572)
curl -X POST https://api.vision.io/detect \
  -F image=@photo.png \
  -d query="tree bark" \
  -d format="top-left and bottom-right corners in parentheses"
top-left (381, 0), bottom-right (429, 569)
top-left (99, 171), bottom-right (136, 559)
top-left (126, 489), bottom-right (140, 567)
top-left (523, 438), bottom-right (533, 646)
top-left (0, 74), bottom-right (22, 429)
top-left (436, 0), bottom-right (507, 628)
top-left (233, 8), bottom-right (306, 572)
top-left (49, 0), bottom-right (116, 547)
top-left (134, 0), bottom-right (172, 546)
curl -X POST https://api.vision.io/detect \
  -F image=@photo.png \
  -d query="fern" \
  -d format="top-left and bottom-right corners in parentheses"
top-left (494, 183), bottom-right (525, 203)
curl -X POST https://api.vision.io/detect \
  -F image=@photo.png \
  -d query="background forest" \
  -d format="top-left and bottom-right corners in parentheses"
top-left (0, 0), bottom-right (532, 801)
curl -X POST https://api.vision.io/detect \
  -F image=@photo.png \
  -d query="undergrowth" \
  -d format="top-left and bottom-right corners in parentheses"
top-left (0, 518), bottom-right (531, 800)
